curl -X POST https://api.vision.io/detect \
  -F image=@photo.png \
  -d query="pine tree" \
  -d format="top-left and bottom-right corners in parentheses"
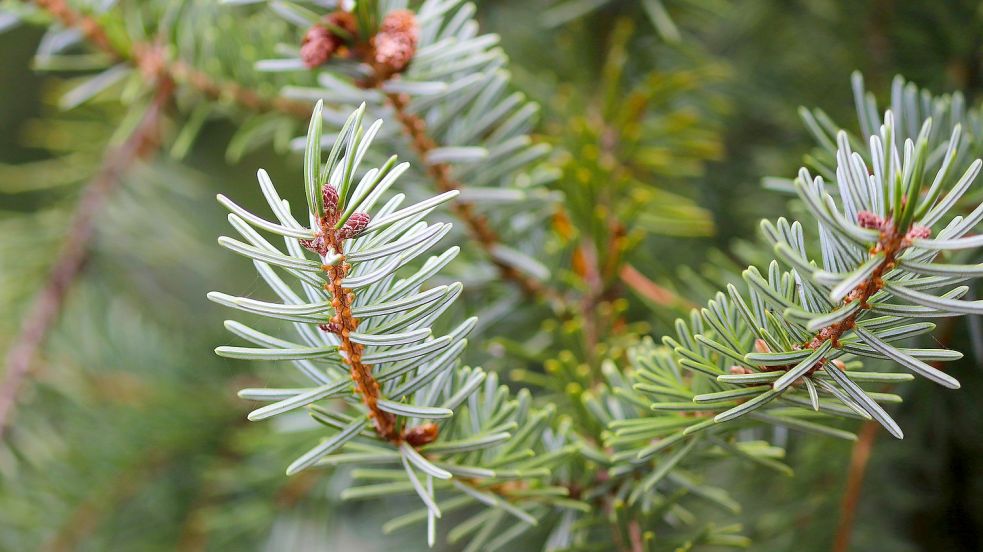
top-left (2, 1), bottom-right (982, 551)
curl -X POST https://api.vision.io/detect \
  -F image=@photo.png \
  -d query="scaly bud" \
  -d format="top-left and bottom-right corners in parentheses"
top-left (374, 10), bottom-right (418, 71)
top-left (856, 210), bottom-right (885, 230)
top-left (904, 224), bottom-right (931, 243)
top-left (300, 25), bottom-right (338, 68)
top-left (338, 212), bottom-right (371, 239)
top-left (403, 423), bottom-right (439, 447)
top-left (300, 233), bottom-right (328, 256)
top-left (325, 11), bottom-right (358, 40)
top-left (322, 184), bottom-right (340, 219)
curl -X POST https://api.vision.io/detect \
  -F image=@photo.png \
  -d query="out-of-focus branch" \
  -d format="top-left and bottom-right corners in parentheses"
top-left (386, 92), bottom-right (561, 303)
top-left (29, 0), bottom-right (312, 119)
top-left (832, 315), bottom-right (959, 552)
top-left (619, 263), bottom-right (692, 309)
top-left (831, 419), bottom-right (879, 552)
top-left (0, 79), bottom-right (174, 441)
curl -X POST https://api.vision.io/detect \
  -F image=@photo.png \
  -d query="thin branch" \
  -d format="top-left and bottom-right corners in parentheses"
top-left (35, 0), bottom-right (562, 303)
top-left (386, 92), bottom-right (560, 302)
top-left (320, 226), bottom-right (399, 441)
top-left (29, 0), bottom-right (311, 119)
top-left (765, 216), bottom-right (923, 377)
top-left (0, 79), bottom-right (174, 441)
top-left (619, 263), bottom-right (692, 309)
top-left (831, 314), bottom-right (958, 552)
top-left (831, 419), bottom-right (879, 552)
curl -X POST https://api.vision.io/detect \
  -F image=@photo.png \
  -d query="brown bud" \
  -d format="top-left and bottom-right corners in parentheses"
top-left (403, 422), bottom-right (439, 447)
top-left (300, 233), bottom-right (328, 256)
top-left (322, 184), bottom-right (340, 217)
top-left (338, 212), bottom-right (371, 239)
top-left (300, 25), bottom-right (338, 68)
top-left (319, 321), bottom-right (341, 334)
top-left (326, 10), bottom-right (358, 39)
top-left (905, 224), bottom-right (932, 241)
top-left (753, 339), bottom-right (771, 354)
top-left (856, 210), bottom-right (885, 230)
top-left (374, 10), bottom-right (418, 71)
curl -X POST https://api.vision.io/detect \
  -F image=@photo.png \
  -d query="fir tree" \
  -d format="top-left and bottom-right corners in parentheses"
top-left (2, 1), bottom-right (982, 551)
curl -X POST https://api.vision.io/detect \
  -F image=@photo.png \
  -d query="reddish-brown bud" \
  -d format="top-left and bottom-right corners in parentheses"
top-left (753, 339), bottom-right (770, 354)
top-left (301, 25), bottom-right (338, 68)
top-left (905, 224), bottom-right (932, 241)
top-left (403, 422), bottom-right (439, 447)
top-left (856, 210), bottom-right (885, 230)
top-left (339, 212), bottom-right (371, 239)
top-left (374, 10), bottom-right (418, 71)
top-left (319, 321), bottom-right (341, 334)
top-left (326, 11), bottom-right (358, 39)
top-left (300, 233), bottom-right (328, 256)
top-left (322, 184), bottom-right (340, 218)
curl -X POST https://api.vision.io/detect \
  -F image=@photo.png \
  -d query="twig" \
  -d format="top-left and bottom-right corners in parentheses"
top-left (0, 80), bottom-right (174, 441)
top-left (35, 0), bottom-right (561, 302)
top-left (831, 419), bottom-right (879, 552)
top-left (386, 92), bottom-right (559, 302)
top-left (831, 314), bottom-right (958, 552)
top-left (319, 225), bottom-right (399, 441)
top-left (29, 0), bottom-right (311, 119)
top-left (619, 263), bottom-right (693, 309)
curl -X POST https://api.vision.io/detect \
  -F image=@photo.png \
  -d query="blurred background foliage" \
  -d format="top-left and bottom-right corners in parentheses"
top-left (1, 0), bottom-right (982, 550)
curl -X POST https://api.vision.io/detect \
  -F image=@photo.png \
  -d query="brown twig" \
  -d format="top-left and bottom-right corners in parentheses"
top-left (29, 0), bottom-right (312, 119)
top-left (320, 225), bottom-right (399, 441)
top-left (40, 0), bottom-right (559, 303)
top-left (761, 216), bottom-right (923, 380)
top-left (619, 263), bottom-right (693, 309)
top-left (831, 315), bottom-right (958, 552)
top-left (0, 79), bottom-right (173, 441)
top-left (385, 92), bottom-right (559, 301)
top-left (831, 418), bottom-right (879, 552)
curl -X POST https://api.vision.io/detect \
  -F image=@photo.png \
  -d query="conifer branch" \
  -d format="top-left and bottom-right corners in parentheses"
top-left (0, 79), bottom-right (173, 441)
top-left (831, 418), bottom-right (879, 552)
top-left (27, 0), bottom-right (312, 119)
top-left (317, 204), bottom-right (399, 441)
top-left (770, 213), bottom-right (925, 378)
top-left (385, 92), bottom-right (558, 302)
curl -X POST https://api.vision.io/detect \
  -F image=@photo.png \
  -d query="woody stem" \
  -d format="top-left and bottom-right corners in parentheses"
top-left (802, 224), bottom-right (907, 369)
top-left (29, 0), bottom-right (312, 119)
top-left (321, 225), bottom-right (398, 441)
top-left (384, 92), bottom-right (561, 302)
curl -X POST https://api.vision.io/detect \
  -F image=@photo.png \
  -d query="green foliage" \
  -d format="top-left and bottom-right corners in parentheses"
top-left (3, 1), bottom-right (983, 551)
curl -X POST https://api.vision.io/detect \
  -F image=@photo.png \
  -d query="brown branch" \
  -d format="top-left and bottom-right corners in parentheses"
top-left (386, 92), bottom-right (559, 302)
top-left (0, 79), bottom-right (173, 441)
top-left (763, 216), bottom-right (922, 379)
top-left (619, 263), bottom-right (693, 309)
top-left (320, 226), bottom-right (399, 441)
top-left (831, 314), bottom-right (958, 552)
top-left (29, 0), bottom-right (312, 119)
top-left (36, 0), bottom-right (559, 304)
top-left (37, 0), bottom-right (558, 304)
top-left (831, 418), bottom-right (878, 552)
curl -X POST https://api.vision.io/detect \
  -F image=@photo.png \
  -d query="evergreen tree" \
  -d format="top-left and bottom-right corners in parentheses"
top-left (1, 1), bottom-right (981, 550)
